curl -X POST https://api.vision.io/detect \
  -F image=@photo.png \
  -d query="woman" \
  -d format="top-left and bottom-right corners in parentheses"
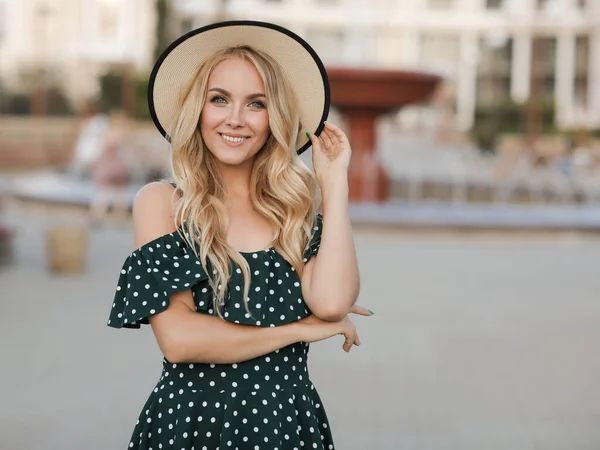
top-left (108, 21), bottom-right (372, 449)
top-left (89, 110), bottom-right (132, 223)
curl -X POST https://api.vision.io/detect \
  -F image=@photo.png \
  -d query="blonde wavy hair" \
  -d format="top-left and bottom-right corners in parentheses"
top-left (166, 45), bottom-right (320, 317)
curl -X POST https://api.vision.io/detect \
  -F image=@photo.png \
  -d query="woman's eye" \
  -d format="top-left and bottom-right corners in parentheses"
top-left (249, 100), bottom-right (266, 109)
top-left (210, 95), bottom-right (226, 104)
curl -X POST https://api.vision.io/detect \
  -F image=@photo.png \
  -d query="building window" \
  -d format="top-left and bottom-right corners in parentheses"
top-left (98, 0), bottom-right (120, 39)
top-left (574, 35), bottom-right (589, 108)
top-left (375, 29), bottom-right (403, 67)
top-left (305, 28), bottom-right (345, 65)
top-left (536, 0), bottom-right (550, 11)
top-left (180, 17), bottom-right (194, 34)
top-left (0, 0), bottom-right (5, 40)
top-left (420, 33), bottom-right (460, 111)
top-left (476, 37), bottom-right (513, 108)
top-left (530, 37), bottom-right (556, 102)
top-left (486, 0), bottom-right (503, 9)
top-left (421, 33), bottom-right (460, 72)
top-left (428, 0), bottom-right (455, 9)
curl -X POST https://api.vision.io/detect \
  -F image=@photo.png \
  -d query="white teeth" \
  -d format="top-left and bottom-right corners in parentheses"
top-left (221, 134), bottom-right (247, 143)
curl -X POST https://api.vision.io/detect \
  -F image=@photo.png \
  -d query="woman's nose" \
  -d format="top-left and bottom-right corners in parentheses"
top-left (225, 104), bottom-right (245, 127)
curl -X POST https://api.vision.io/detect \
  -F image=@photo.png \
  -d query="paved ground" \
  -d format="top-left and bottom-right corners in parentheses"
top-left (1, 208), bottom-right (600, 450)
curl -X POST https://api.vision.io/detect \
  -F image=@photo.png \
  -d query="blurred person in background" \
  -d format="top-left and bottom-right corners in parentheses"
top-left (88, 110), bottom-right (132, 224)
top-left (106, 21), bottom-right (372, 450)
top-left (68, 104), bottom-right (110, 178)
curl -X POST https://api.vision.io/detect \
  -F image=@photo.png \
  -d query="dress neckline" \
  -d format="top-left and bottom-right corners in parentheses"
top-left (237, 246), bottom-right (276, 256)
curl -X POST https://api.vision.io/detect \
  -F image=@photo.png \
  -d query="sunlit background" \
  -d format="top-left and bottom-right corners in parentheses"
top-left (1, 1), bottom-right (600, 449)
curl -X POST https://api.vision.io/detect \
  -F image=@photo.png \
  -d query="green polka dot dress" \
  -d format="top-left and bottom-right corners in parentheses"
top-left (107, 213), bottom-right (335, 449)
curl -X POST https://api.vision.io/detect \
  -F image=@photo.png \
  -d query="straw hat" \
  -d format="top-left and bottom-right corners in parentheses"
top-left (148, 20), bottom-right (330, 155)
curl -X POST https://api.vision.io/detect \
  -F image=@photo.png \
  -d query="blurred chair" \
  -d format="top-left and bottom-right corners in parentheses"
top-left (492, 134), bottom-right (529, 203)
top-left (492, 134), bottom-right (577, 204)
top-left (426, 148), bottom-right (469, 203)
top-left (531, 135), bottom-right (569, 168)
top-left (570, 142), bottom-right (600, 204)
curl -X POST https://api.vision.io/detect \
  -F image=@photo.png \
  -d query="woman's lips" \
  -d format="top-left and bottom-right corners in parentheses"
top-left (219, 133), bottom-right (249, 147)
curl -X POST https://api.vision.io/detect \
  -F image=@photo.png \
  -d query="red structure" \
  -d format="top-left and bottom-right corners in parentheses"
top-left (327, 68), bottom-right (442, 202)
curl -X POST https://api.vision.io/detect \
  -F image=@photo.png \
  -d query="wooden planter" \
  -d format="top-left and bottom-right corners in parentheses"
top-left (46, 226), bottom-right (90, 274)
top-left (0, 227), bottom-right (14, 268)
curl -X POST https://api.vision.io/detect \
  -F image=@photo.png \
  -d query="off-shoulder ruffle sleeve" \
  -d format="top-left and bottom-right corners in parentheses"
top-left (303, 213), bottom-right (323, 264)
top-left (107, 230), bottom-right (209, 329)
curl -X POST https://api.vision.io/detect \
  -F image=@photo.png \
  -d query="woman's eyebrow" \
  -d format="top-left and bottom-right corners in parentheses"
top-left (208, 87), bottom-right (266, 99)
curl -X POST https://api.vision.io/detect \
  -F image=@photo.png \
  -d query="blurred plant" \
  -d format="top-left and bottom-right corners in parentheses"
top-left (154, 0), bottom-right (172, 62)
top-left (135, 76), bottom-right (151, 120)
top-left (96, 70), bottom-right (151, 121)
top-left (472, 97), bottom-right (556, 152)
top-left (560, 127), bottom-right (600, 147)
top-left (96, 72), bottom-right (122, 114)
top-left (45, 85), bottom-right (74, 116)
top-left (2, 92), bottom-right (31, 115)
top-left (0, 67), bottom-right (73, 116)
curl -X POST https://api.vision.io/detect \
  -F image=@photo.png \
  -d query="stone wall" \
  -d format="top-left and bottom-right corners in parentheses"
top-left (0, 117), bottom-right (169, 173)
top-left (0, 117), bottom-right (81, 169)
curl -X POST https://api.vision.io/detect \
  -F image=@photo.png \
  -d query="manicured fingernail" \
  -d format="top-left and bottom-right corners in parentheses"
top-left (368, 309), bottom-right (375, 315)
top-left (305, 131), bottom-right (311, 139)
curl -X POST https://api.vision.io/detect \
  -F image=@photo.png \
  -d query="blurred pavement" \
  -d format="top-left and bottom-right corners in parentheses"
top-left (1, 209), bottom-right (600, 450)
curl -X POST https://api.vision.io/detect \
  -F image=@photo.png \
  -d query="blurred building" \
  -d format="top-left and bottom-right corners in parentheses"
top-left (0, 0), bottom-right (156, 110)
top-left (0, 0), bottom-right (598, 132)
top-left (176, 0), bottom-right (600, 131)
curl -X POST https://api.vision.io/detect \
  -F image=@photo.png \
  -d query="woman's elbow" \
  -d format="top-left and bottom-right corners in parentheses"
top-left (311, 305), bottom-right (349, 322)
top-left (157, 333), bottom-right (190, 364)
top-left (161, 343), bottom-right (184, 364)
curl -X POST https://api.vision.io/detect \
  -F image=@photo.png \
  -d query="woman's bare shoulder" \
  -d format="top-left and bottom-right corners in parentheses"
top-left (132, 181), bottom-right (181, 248)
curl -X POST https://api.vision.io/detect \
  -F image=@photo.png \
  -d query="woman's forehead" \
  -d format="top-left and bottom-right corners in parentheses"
top-left (208, 58), bottom-right (265, 94)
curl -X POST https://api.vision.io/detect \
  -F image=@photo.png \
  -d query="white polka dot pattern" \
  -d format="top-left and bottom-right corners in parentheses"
top-left (108, 214), bottom-right (322, 329)
top-left (108, 214), bottom-right (333, 449)
top-left (107, 230), bottom-right (209, 329)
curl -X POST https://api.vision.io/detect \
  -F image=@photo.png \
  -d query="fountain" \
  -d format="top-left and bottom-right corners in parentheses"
top-left (326, 67), bottom-right (442, 202)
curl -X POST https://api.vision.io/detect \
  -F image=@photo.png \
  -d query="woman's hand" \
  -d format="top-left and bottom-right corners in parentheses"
top-left (308, 121), bottom-right (352, 191)
top-left (296, 305), bottom-right (372, 352)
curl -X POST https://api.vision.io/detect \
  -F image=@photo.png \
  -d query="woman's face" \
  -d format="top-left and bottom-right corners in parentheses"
top-left (200, 57), bottom-right (270, 168)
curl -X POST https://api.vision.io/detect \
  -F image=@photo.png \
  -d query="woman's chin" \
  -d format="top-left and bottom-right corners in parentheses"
top-left (215, 153), bottom-right (252, 167)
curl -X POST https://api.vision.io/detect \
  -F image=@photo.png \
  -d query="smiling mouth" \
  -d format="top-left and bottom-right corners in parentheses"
top-left (219, 133), bottom-right (249, 144)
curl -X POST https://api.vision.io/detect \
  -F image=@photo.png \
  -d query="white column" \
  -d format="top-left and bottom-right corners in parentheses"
top-left (341, 0), bottom-right (374, 66)
top-left (456, 32), bottom-right (478, 131)
top-left (459, 0), bottom-right (484, 10)
top-left (555, 32), bottom-right (575, 126)
top-left (589, 30), bottom-right (600, 126)
top-left (511, 33), bottom-right (532, 102)
top-left (410, 0), bottom-right (427, 10)
top-left (505, 0), bottom-right (535, 15)
top-left (342, 28), bottom-right (373, 66)
top-left (401, 28), bottom-right (421, 69)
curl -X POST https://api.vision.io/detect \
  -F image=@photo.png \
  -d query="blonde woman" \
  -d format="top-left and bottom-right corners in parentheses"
top-left (107, 21), bottom-right (372, 450)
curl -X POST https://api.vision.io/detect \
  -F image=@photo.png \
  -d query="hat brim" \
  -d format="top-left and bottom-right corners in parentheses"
top-left (148, 20), bottom-right (330, 156)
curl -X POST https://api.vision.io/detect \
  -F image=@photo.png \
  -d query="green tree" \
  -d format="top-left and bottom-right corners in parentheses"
top-left (154, 0), bottom-right (171, 62)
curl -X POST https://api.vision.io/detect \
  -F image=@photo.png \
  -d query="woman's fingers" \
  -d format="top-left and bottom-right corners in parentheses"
top-left (343, 332), bottom-right (360, 351)
top-left (319, 127), bottom-right (334, 150)
top-left (343, 332), bottom-right (354, 352)
top-left (324, 121), bottom-right (347, 144)
top-left (308, 130), bottom-right (333, 162)
top-left (350, 305), bottom-right (374, 316)
top-left (306, 131), bottom-right (321, 152)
